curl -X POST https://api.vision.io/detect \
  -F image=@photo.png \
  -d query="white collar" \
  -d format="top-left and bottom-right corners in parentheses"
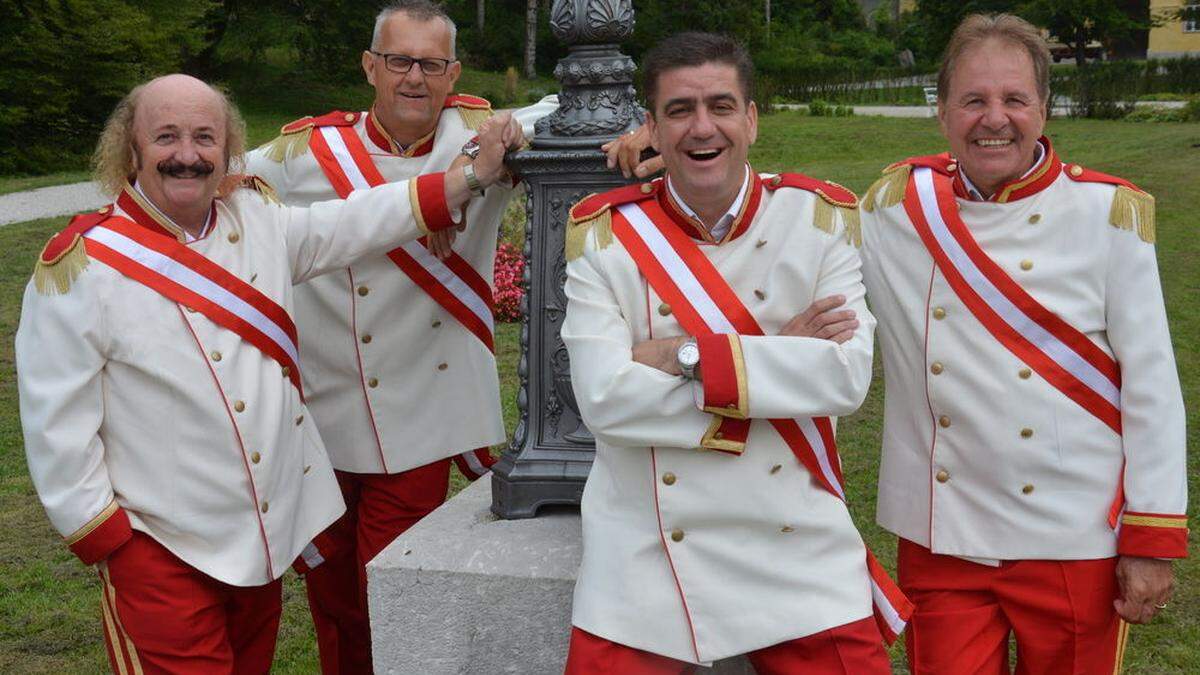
top-left (133, 181), bottom-right (215, 242)
top-left (666, 164), bottom-right (751, 241)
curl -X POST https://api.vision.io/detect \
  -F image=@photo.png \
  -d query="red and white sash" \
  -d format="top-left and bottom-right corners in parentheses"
top-left (610, 198), bottom-right (913, 644)
top-left (309, 122), bottom-right (496, 352)
top-left (903, 166), bottom-right (1127, 521)
top-left (83, 216), bottom-right (304, 396)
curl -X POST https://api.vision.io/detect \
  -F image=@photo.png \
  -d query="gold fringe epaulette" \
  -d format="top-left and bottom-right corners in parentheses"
top-left (1109, 185), bottom-right (1155, 243)
top-left (446, 94), bottom-right (494, 131)
top-left (565, 194), bottom-right (614, 262)
top-left (260, 128), bottom-right (312, 163)
top-left (813, 198), bottom-right (862, 247)
top-left (458, 106), bottom-right (493, 131)
top-left (32, 208), bottom-right (106, 295)
top-left (862, 163), bottom-right (911, 213)
top-left (765, 174), bottom-right (861, 247)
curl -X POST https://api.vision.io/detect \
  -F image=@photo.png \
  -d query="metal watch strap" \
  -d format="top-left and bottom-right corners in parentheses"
top-left (462, 163), bottom-right (486, 196)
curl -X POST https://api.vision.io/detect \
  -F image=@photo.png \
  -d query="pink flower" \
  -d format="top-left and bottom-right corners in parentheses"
top-left (493, 243), bottom-right (525, 322)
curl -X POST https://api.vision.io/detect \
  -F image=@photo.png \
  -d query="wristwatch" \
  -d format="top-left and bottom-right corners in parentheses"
top-left (462, 163), bottom-right (486, 196)
top-left (460, 137), bottom-right (481, 160)
top-left (676, 339), bottom-right (700, 379)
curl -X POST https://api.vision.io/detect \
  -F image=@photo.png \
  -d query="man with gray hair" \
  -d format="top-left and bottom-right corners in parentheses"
top-left (246, 2), bottom-right (555, 672)
top-left (16, 72), bottom-right (513, 674)
top-left (859, 13), bottom-right (1186, 673)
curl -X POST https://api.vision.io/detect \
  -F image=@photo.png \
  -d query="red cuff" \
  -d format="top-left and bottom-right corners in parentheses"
top-left (1118, 512), bottom-right (1189, 558)
top-left (453, 447), bottom-right (497, 481)
top-left (66, 500), bottom-right (132, 565)
top-left (410, 172), bottom-right (456, 233)
top-left (697, 334), bottom-right (748, 419)
top-left (699, 416), bottom-right (751, 455)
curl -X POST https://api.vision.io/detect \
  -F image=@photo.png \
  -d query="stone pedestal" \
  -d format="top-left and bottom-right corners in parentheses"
top-left (368, 478), bottom-right (753, 674)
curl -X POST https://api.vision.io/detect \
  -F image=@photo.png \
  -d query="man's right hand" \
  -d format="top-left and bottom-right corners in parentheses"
top-left (601, 124), bottom-right (664, 179)
top-left (472, 112), bottom-right (516, 187)
top-left (779, 295), bottom-right (858, 343)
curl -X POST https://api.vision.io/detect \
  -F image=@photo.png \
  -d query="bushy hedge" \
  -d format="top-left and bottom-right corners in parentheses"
top-left (1051, 57), bottom-right (1200, 119)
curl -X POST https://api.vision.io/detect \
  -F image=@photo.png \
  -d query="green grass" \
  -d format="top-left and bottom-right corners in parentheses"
top-left (1, 115), bottom-right (1197, 672)
top-left (0, 172), bottom-right (93, 197)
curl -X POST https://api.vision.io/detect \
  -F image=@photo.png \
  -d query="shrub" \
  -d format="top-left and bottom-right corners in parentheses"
top-left (492, 242), bottom-right (525, 323)
top-left (808, 99), bottom-right (830, 117)
top-left (1123, 106), bottom-right (1187, 123)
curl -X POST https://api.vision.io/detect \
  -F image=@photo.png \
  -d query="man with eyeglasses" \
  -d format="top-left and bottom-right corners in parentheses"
top-left (246, 2), bottom-right (555, 672)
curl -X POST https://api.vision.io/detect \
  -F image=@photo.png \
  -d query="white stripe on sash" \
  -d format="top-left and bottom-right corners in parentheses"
top-left (320, 127), bottom-right (372, 190)
top-left (871, 579), bottom-right (906, 636)
top-left (913, 167), bottom-right (1120, 408)
top-left (618, 203), bottom-right (737, 335)
top-left (84, 226), bottom-right (300, 367)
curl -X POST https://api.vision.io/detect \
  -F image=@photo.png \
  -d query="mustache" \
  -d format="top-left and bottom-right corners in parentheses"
top-left (157, 158), bottom-right (214, 179)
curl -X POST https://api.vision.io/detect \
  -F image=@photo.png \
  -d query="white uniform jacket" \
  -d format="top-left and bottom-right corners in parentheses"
top-left (17, 175), bottom-right (457, 586)
top-left (246, 95), bottom-right (557, 474)
top-left (860, 143), bottom-right (1188, 561)
top-left (562, 172), bottom-right (879, 663)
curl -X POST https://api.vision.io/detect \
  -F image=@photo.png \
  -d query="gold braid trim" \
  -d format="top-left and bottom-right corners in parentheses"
top-left (247, 175), bottom-right (281, 205)
top-left (33, 234), bottom-right (89, 295)
top-left (457, 106), bottom-right (493, 131)
top-left (862, 164), bottom-right (911, 213)
top-left (1109, 185), bottom-right (1155, 243)
top-left (841, 207), bottom-right (862, 248)
top-left (812, 191), bottom-right (862, 247)
top-left (565, 200), bottom-right (614, 262)
top-left (259, 126), bottom-right (313, 162)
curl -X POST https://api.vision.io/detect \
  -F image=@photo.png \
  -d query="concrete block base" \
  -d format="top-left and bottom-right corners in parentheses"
top-left (367, 478), bottom-right (752, 674)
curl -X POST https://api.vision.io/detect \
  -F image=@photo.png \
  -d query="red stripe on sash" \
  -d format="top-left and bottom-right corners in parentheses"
top-left (609, 199), bottom-right (912, 642)
top-left (902, 169), bottom-right (1121, 434)
top-left (84, 217), bottom-right (303, 397)
top-left (308, 121), bottom-right (495, 352)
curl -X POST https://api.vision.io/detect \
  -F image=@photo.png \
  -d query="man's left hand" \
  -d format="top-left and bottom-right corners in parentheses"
top-left (1114, 556), bottom-right (1174, 624)
top-left (632, 336), bottom-right (690, 377)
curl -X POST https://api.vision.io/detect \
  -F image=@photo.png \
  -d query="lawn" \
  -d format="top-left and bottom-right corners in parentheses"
top-left (0, 114), bottom-right (1196, 673)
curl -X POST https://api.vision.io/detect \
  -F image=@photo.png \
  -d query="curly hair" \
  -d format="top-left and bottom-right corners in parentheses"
top-left (91, 78), bottom-right (246, 197)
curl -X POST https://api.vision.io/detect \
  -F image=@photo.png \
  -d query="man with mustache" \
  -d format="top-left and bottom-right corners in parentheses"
top-left (15, 73), bottom-right (514, 674)
top-left (560, 32), bottom-right (907, 673)
top-left (859, 14), bottom-right (1187, 673)
top-left (244, 2), bottom-right (554, 671)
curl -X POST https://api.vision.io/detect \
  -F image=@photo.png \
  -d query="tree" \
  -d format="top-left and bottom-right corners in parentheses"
top-left (477, 0), bottom-right (485, 29)
top-left (1021, 0), bottom-right (1145, 68)
top-left (528, 0), bottom-right (542, 78)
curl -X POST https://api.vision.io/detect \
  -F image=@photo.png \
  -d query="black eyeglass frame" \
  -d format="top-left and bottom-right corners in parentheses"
top-left (369, 51), bottom-right (457, 76)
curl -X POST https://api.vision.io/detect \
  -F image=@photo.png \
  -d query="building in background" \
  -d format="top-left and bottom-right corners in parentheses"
top-left (1149, 1), bottom-right (1200, 57)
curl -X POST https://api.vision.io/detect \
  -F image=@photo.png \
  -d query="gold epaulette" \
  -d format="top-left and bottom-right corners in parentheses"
top-left (445, 94), bottom-right (493, 131)
top-left (259, 111), bottom-right (361, 163)
top-left (219, 174), bottom-right (281, 204)
top-left (564, 182), bottom-right (659, 262)
top-left (1064, 163), bottom-right (1155, 243)
top-left (32, 208), bottom-right (108, 295)
top-left (861, 162), bottom-right (911, 214)
top-left (764, 173), bottom-right (861, 247)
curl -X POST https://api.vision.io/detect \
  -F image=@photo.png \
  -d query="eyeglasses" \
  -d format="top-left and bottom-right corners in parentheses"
top-left (370, 51), bottom-right (456, 76)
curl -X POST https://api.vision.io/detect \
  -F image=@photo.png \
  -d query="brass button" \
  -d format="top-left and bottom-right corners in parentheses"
top-left (368, 378), bottom-right (379, 388)
top-left (932, 307), bottom-right (946, 320)
top-left (261, 501), bottom-right (269, 513)
top-left (662, 472), bottom-right (676, 486)
top-left (670, 529), bottom-right (685, 542)
top-left (281, 365), bottom-right (290, 377)
top-left (713, 431), bottom-right (724, 440)
top-left (357, 286), bottom-right (369, 296)
top-left (781, 525), bottom-right (795, 533)
top-left (658, 303), bottom-right (672, 316)
top-left (1020, 260), bottom-right (1033, 271)
top-left (250, 451), bottom-right (261, 464)
top-left (437, 363), bottom-right (448, 371)
top-left (1022, 484), bottom-right (1035, 495)
top-left (1018, 368), bottom-right (1032, 380)
top-left (1069, 164), bottom-right (1083, 177)
top-left (361, 334), bottom-right (372, 344)
top-left (233, 400), bottom-right (246, 413)
top-left (295, 415), bottom-right (304, 425)
top-left (770, 175), bottom-right (783, 186)
top-left (1020, 428), bottom-right (1034, 439)
top-left (930, 362), bottom-right (944, 375)
top-left (344, 112), bottom-right (356, 122)
top-left (939, 415), bottom-right (951, 428)
top-left (227, 232), bottom-right (240, 243)
top-left (210, 351), bottom-right (222, 362)
top-left (755, 239), bottom-right (767, 248)
top-left (640, 183), bottom-right (654, 194)
top-left (432, 319), bottom-right (442, 328)
top-left (754, 289), bottom-right (766, 300)
top-left (304, 465), bottom-right (312, 474)
top-left (769, 464), bottom-right (782, 474)
top-left (946, 162), bottom-right (958, 173)
top-left (936, 469), bottom-right (950, 483)
top-left (1028, 214), bottom-right (1041, 224)
top-left (97, 207), bottom-right (108, 214)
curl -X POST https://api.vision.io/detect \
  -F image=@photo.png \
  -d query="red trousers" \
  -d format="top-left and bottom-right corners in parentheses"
top-left (898, 538), bottom-right (1125, 675)
top-left (304, 460), bottom-right (451, 675)
top-left (563, 617), bottom-right (891, 675)
top-left (98, 531), bottom-right (282, 675)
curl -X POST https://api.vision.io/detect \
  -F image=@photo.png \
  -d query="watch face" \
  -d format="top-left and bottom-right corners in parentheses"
top-left (678, 342), bottom-right (700, 366)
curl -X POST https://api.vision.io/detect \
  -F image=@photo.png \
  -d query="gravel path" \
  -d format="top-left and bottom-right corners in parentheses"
top-left (0, 181), bottom-right (107, 226)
